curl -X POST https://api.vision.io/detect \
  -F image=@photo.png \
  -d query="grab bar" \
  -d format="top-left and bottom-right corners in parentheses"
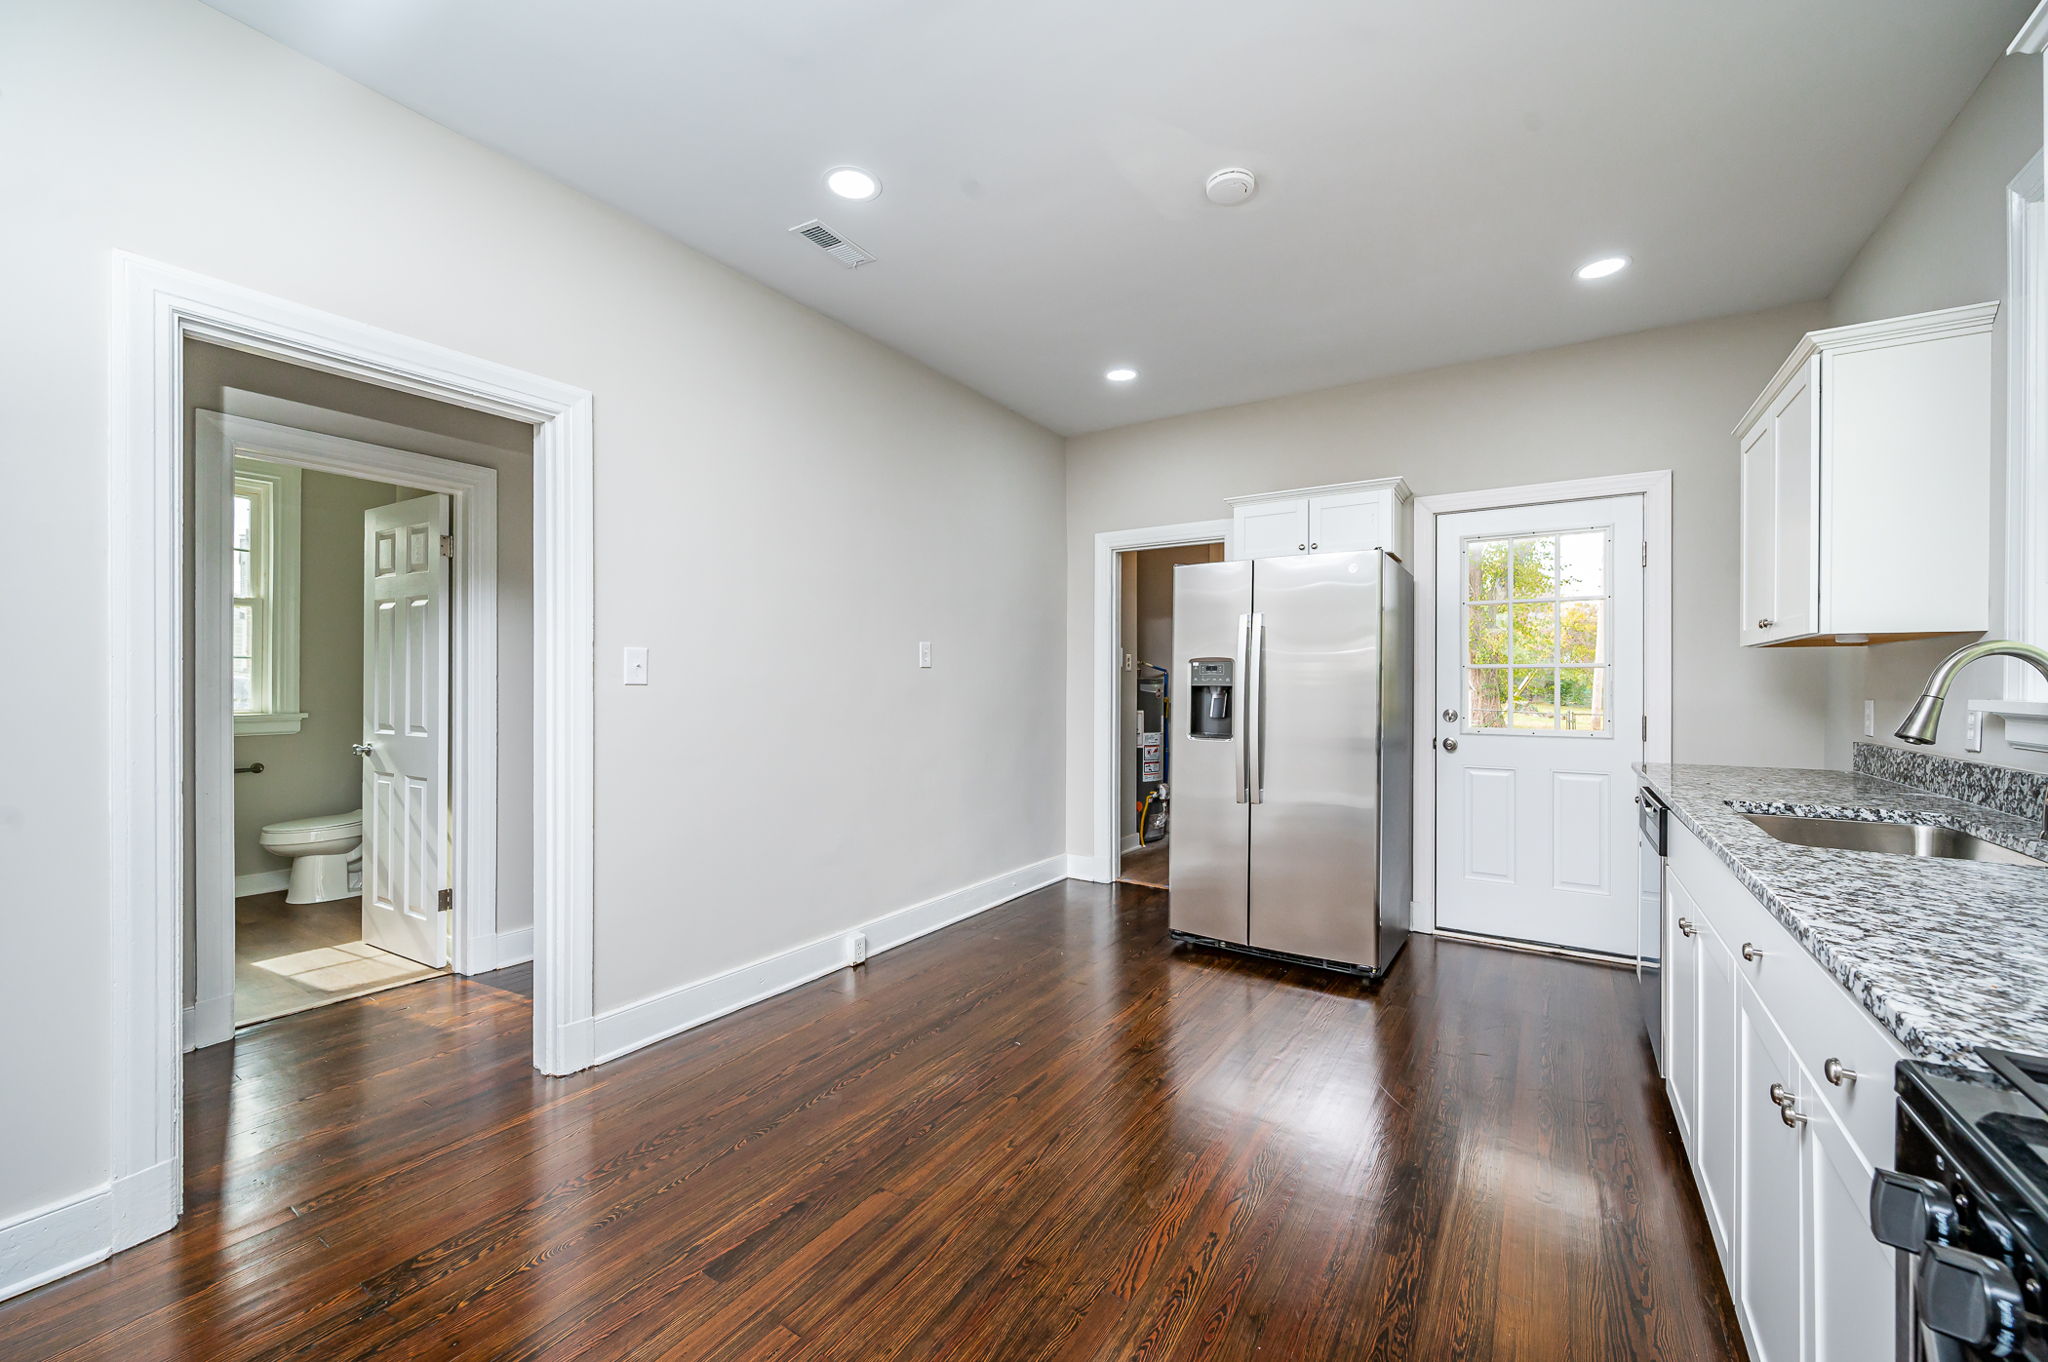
top-left (234, 762), bottom-right (265, 775)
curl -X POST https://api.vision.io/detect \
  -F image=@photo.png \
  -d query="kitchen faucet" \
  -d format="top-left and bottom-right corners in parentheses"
top-left (1894, 639), bottom-right (2048, 836)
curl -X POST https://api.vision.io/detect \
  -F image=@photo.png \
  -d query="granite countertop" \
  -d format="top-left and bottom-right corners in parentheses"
top-left (1638, 763), bottom-right (2048, 1066)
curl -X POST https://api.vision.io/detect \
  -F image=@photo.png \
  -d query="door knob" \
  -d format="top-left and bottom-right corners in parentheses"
top-left (351, 743), bottom-right (374, 756)
top-left (1441, 737), bottom-right (1459, 753)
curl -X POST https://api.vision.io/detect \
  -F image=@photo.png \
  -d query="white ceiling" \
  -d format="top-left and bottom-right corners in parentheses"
top-left (203, 0), bottom-right (2029, 435)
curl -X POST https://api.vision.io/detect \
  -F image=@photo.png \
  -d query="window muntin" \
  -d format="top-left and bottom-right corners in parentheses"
top-left (1462, 528), bottom-right (1612, 736)
top-left (228, 458), bottom-right (302, 734)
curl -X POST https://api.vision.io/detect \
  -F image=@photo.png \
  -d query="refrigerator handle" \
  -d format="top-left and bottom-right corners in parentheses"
top-left (1232, 612), bottom-right (1250, 804)
top-left (1246, 611), bottom-right (1265, 804)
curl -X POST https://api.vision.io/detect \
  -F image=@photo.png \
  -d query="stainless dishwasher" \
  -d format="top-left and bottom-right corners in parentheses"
top-left (1636, 786), bottom-right (1668, 1070)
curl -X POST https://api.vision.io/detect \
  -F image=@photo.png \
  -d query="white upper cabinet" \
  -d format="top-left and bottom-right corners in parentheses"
top-left (1226, 477), bottom-right (1412, 561)
top-left (1735, 303), bottom-right (1997, 646)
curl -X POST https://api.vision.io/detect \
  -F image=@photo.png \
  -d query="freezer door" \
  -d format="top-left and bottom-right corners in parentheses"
top-left (1168, 560), bottom-right (1251, 944)
top-left (1248, 550), bottom-right (1389, 967)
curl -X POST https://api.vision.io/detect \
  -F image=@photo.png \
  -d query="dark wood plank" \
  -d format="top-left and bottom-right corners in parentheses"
top-left (0, 882), bottom-right (1745, 1361)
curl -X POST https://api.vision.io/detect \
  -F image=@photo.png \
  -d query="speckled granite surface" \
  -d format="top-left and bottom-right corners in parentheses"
top-left (1639, 763), bottom-right (2048, 1066)
top-left (1852, 741), bottom-right (2048, 825)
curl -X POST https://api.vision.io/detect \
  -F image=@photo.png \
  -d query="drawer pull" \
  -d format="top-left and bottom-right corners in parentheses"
top-left (1824, 1057), bottom-right (1860, 1086)
top-left (1676, 917), bottom-right (1697, 938)
top-left (1741, 941), bottom-right (1765, 962)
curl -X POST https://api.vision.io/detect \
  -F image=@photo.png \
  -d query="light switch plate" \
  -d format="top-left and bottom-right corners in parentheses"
top-left (1862, 700), bottom-right (1874, 738)
top-left (623, 646), bottom-right (648, 685)
top-left (918, 641), bottom-right (932, 669)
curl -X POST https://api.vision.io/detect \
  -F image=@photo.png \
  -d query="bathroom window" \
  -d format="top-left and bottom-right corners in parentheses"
top-left (230, 458), bottom-right (304, 735)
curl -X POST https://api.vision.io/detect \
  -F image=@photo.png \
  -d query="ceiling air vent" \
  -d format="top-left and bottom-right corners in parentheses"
top-left (789, 218), bottom-right (875, 269)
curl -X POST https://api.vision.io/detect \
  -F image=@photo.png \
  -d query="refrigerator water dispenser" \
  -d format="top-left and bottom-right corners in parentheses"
top-left (1187, 658), bottom-right (1234, 739)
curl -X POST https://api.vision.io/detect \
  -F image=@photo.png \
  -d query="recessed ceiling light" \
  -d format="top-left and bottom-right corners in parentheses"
top-left (1575, 255), bottom-right (1630, 281)
top-left (825, 167), bottom-right (881, 201)
top-left (1106, 367), bottom-right (1138, 383)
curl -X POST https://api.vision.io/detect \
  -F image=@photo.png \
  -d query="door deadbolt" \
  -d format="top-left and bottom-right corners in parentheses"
top-left (1441, 737), bottom-right (1459, 752)
top-left (1442, 708), bottom-right (1459, 723)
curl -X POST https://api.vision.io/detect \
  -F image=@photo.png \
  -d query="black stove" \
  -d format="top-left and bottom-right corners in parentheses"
top-left (1875, 1050), bottom-right (2048, 1360)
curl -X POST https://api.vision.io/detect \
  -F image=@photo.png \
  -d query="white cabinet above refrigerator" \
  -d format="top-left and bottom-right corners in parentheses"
top-left (1226, 477), bottom-right (1412, 562)
top-left (1734, 303), bottom-right (1996, 648)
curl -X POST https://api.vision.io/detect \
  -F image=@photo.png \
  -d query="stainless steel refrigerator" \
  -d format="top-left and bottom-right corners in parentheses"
top-left (1168, 549), bottom-right (1412, 977)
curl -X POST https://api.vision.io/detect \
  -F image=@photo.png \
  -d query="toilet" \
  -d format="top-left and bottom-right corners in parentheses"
top-left (259, 809), bottom-right (364, 904)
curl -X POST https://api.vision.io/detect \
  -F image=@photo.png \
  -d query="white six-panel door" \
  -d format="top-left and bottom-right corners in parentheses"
top-left (362, 493), bottom-right (452, 967)
top-left (1432, 495), bottom-right (1644, 956)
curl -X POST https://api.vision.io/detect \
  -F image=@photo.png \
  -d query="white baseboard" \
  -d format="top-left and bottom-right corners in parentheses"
top-left (1120, 832), bottom-right (1143, 853)
top-left (465, 926), bottom-right (534, 974)
top-left (111, 1158), bottom-right (178, 1253)
top-left (181, 993), bottom-right (234, 1052)
top-left (234, 869), bottom-right (290, 897)
top-left (592, 855), bottom-right (1067, 1066)
top-left (1065, 853), bottom-right (1112, 883)
top-left (0, 1185), bottom-right (111, 1305)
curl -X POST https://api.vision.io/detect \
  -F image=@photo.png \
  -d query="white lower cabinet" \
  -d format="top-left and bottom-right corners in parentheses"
top-left (1736, 975), bottom-right (1806, 1362)
top-left (1662, 823), bottom-right (1907, 1362)
top-left (1808, 1090), bottom-right (1898, 1362)
top-left (1695, 910), bottom-right (1739, 1255)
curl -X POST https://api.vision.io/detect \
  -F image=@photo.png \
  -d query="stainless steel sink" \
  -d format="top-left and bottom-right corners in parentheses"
top-left (1740, 812), bottom-right (2048, 868)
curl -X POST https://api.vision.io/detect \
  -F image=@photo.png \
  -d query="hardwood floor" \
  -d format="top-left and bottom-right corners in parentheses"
top-left (1117, 839), bottom-right (1169, 889)
top-left (0, 881), bottom-right (1743, 1361)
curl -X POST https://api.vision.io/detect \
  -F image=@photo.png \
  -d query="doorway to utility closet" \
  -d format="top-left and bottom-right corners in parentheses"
top-left (1115, 542), bottom-right (1226, 890)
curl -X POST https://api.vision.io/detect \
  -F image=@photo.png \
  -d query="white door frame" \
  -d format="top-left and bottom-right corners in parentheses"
top-left (188, 413), bottom-right (502, 1049)
top-left (1409, 471), bottom-right (1672, 933)
top-left (110, 253), bottom-right (596, 1254)
top-left (1088, 519), bottom-right (1232, 883)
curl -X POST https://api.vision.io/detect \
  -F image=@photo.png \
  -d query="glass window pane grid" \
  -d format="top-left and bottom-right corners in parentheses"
top-left (1461, 528), bottom-right (1612, 736)
top-left (232, 478), bottom-right (272, 716)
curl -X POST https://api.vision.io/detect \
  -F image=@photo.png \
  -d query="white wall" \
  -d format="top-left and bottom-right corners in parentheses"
top-left (1821, 55), bottom-right (2047, 772)
top-left (1064, 303), bottom-right (1834, 860)
top-left (0, 0), bottom-right (1063, 1241)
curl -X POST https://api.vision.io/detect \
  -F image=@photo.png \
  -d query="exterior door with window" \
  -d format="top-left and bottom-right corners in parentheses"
top-left (361, 494), bottom-right (452, 967)
top-left (1433, 496), bottom-right (1644, 956)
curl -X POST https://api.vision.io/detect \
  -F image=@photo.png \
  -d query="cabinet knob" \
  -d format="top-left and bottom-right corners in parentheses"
top-left (1741, 941), bottom-right (1765, 962)
top-left (1297, 543), bottom-right (1306, 551)
top-left (1769, 1082), bottom-right (1807, 1126)
top-left (1676, 917), bottom-right (1696, 937)
top-left (1757, 618), bottom-right (1775, 630)
top-left (1824, 1057), bottom-right (1860, 1086)
top-left (1310, 542), bottom-right (1318, 550)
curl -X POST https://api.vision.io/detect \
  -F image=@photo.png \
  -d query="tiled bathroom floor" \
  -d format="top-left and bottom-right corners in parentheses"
top-left (234, 891), bottom-right (446, 1025)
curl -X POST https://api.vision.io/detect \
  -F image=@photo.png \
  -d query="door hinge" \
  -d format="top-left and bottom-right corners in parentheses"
top-left (1642, 715), bottom-right (1649, 741)
top-left (438, 887), bottom-right (452, 912)
top-left (1641, 540), bottom-right (1648, 568)
top-left (440, 534), bottom-right (455, 558)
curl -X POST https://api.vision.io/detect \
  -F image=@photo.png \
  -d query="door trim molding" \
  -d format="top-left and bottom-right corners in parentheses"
top-left (191, 412), bottom-right (502, 1050)
top-left (109, 253), bottom-right (596, 1262)
top-left (1087, 519), bottom-right (1232, 884)
top-left (1409, 471), bottom-right (1673, 933)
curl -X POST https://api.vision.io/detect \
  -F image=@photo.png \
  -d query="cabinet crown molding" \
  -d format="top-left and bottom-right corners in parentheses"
top-left (1224, 475), bottom-right (1411, 508)
top-left (2011, 1), bottom-right (2048, 54)
top-left (1734, 301), bottom-right (1999, 436)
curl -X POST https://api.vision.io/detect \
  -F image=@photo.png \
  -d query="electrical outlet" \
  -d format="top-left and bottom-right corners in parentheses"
top-left (847, 931), bottom-right (869, 965)
top-left (1863, 700), bottom-right (1874, 738)
top-left (623, 646), bottom-right (648, 686)
top-left (1966, 708), bottom-right (1985, 753)
top-left (918, 641), bottom-right (932, 669)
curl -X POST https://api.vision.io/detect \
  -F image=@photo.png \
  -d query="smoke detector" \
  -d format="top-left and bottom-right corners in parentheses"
top-left (789, 219), bottom-right (875, 269)
top-left (1205, 168), bottom-right (1257, 205)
